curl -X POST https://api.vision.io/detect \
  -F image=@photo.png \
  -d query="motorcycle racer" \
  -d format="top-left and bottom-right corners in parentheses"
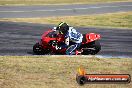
top-left (53, 22), bottom-right (83, 55)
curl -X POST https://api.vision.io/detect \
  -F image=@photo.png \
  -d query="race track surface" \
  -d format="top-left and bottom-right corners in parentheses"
top-left (0, 21), bottom-right (132, 57)
top-left (0, 2), bottom-right (132, 18)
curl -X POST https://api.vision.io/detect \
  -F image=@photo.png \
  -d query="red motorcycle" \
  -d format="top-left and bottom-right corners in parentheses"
top-left (33, 29), bottom-right (101, 55)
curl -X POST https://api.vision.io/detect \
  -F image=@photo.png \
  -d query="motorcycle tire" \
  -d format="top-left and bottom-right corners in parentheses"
top-left (33, 43), bottom-right (44, 55)
top-left (82, 40), bottom-right (101, 55)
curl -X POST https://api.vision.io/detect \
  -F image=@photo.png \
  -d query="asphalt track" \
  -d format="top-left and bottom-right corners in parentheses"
top-left (0, 2), bottom-right (132, 18)
top-left (0, 21), bottom-right (132, 58)
top-left (0, 2), bottom-right (132, 57)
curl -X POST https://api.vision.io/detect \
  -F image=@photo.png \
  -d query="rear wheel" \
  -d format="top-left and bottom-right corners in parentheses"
top-left (82, 40), bottom-right (101, 55)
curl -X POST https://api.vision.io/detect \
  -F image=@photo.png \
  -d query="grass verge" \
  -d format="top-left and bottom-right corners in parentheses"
top-left (1, 12), bottom-right (132, 29)
top-left (0, 0), bottom-right (131, 6)
top-left (0, 56), bottom-right (132, 88)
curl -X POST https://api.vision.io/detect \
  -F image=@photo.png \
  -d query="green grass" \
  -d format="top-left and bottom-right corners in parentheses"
top-left (0, 0), bottom-right (131, 5)
top-left (1, 12), bottom-right (132, 29)
top-left (0, 56), bottom-right (132, 88)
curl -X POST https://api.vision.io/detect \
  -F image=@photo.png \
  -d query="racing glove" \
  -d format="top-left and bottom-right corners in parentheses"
top-left (52, 27), bottom-right (57, 31)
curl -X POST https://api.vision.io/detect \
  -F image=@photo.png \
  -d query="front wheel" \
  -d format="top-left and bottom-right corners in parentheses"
top-left (33, 43), bottom-right (44, 54)
top-left (33, 43), bottom-right (51, 55)
top-left (82, 40), bottom-right (101, 55)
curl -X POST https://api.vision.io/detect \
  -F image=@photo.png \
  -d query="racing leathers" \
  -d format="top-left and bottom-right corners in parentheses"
top-left (53, 27), bottom-right (83, 55)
